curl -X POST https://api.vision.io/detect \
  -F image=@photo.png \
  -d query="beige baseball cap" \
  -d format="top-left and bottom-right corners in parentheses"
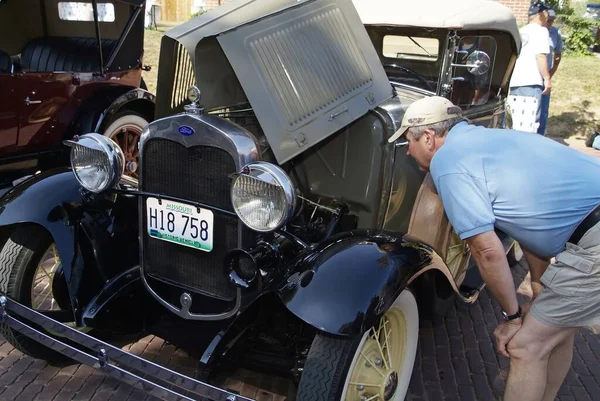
top-left (387, 96), bottom-right (463, 143)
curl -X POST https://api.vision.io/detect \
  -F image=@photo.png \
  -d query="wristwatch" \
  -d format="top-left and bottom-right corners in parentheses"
top-left (501, 305), bottom-right (522, 321)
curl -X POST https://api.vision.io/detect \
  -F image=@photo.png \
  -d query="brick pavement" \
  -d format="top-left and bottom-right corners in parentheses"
top-left (0, 258), bottom-right (598, 401)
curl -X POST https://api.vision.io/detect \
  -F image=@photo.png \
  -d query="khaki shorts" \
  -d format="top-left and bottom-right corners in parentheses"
top-left (530, 221), bottom-right (600, 328)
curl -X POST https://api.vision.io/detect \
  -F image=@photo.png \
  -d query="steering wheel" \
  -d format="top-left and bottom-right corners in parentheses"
top-left (382, 63), bottom-right (435, 93)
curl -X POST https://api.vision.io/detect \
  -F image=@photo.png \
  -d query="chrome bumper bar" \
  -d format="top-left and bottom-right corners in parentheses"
top-left (0, 296), bottom-right (254, 401)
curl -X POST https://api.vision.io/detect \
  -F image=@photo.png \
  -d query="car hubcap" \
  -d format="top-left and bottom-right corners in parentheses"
top-left (109, 124), bottom-right (142, 179)
top-left (345, 308), bottom-right (407, 401)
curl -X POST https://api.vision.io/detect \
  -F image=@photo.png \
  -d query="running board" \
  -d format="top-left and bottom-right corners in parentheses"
top-left (0, 296), bottom-right (254, 401)
top-left (458, 230), bottom-right (516, 298)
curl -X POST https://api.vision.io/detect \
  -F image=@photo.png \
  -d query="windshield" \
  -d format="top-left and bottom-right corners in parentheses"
top-left (365, 26), bottom-right (445, 93)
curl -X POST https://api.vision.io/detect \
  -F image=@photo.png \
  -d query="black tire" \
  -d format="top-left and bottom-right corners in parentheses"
top-left (296, 290), bottom-right (419, 401)
top-left (296, 334), bottom-right (359, 401)
top-left (0, 225), bottom-right (70, 363)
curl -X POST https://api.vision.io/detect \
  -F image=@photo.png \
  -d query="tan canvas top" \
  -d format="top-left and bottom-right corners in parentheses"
top-left (352, 0), bottom-right (521, 50)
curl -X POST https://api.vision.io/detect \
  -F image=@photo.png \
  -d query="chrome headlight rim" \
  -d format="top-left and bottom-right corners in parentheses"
top-left (64, 133), bottom-right (125, 193)
top-left (231, 161), bottom-right (297, 233)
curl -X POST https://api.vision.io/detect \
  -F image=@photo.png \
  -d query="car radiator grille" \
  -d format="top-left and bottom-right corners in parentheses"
top-left (140, 138), bottom-right (237, 301)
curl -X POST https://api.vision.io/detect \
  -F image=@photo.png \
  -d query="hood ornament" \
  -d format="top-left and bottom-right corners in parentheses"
top-left (184, 85), bottom-right (204, 114)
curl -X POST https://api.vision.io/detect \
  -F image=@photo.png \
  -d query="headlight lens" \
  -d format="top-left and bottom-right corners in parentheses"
top-left (231, 162), bottom-right (297, 232)
top-left (64, 133), bottom-right (124, 193)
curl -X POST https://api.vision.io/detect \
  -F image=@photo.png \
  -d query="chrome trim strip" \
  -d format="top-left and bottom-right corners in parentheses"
top-left (140, 274), bottom-right (243, 321)
top-left (389, 81), bottom-right (435, 97)
top-left (371, 100), bottom-right (402, 230)
top-left (138, 112), bottom-right (259, 169)
top-left (0, 297), bottom-right (254, 401)
top-left (114, 188), bottom-right (238, 218)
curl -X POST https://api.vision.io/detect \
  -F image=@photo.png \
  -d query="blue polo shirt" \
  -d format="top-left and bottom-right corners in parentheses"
top-left (430, 121), bottom-right (600, 258)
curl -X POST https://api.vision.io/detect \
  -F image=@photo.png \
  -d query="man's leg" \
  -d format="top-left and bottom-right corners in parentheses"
top-left (537, 93), bottom-right (550, 135)
top-left (503, 312), bottom-right (578, 401)
top-left (542, 331), bottom-right (576, 401)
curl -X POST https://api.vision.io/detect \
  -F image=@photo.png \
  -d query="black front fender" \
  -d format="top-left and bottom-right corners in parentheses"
top-left (0, 168), bottom-right (83, 276)
top-left (278, 230), bottom-right (432, 336)
top-left (0, 168), bottom-right (141, 323)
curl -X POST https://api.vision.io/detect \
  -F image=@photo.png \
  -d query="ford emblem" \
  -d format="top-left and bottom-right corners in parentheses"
top-left (178, 125), bottom-right (195, 136)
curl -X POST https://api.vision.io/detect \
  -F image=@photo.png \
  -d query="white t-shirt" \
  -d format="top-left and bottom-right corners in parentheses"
top-left (509, 23), bottom-right (550, 88)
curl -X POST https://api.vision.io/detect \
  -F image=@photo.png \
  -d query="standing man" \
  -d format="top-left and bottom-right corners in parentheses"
top-left (538, 6), bottom-right (563, 136)
top-left (509, 1), bottom-right (551, 132)
top-left (388, 96), bottom-right (600, 401)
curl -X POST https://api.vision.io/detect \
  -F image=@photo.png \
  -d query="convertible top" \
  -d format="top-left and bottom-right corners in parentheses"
top-left (352, 0), bottom-right (521, 51)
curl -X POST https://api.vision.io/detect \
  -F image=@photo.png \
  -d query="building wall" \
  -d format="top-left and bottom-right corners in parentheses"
top-left (495, 0), bottom-right (531, 25)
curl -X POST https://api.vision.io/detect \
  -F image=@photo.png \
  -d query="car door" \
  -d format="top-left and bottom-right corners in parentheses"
top-left (17, 72), bottom-right (72, 154)
top-left (447, 33), bottom-right (512, 128)
top-left (0, 71), bottom-right (19, 157)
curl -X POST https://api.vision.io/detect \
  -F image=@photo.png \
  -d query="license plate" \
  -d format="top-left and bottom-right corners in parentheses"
top-left (146, 197), bottom-right (214, 252)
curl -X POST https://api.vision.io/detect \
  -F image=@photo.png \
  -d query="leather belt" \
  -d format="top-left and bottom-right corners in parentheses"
top-left (569, 203), bottom-right (600, 245)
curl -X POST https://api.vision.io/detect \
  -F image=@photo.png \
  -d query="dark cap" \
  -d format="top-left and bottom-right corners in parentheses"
top-left (529, 1), bottom-right (549, 16)
top-left (547, 6), bottom-right (557, 19)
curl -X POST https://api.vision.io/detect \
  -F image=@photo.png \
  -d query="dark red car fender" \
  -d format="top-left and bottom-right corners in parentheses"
top-left (94, 88), bottom-right (156, 133)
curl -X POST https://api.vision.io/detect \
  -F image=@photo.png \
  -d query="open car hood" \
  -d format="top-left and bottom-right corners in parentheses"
top-left (164, 0), bottom-right (392, 164)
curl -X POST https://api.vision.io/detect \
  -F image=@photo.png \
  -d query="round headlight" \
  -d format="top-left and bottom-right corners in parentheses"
top-left (231, 162), bottom-right (297, 232)
top-left (65, 133), bottom-right (124, 193)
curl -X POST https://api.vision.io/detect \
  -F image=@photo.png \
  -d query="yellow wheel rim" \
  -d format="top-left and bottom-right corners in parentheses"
top-left (344, 307), bottom-right (407, 401)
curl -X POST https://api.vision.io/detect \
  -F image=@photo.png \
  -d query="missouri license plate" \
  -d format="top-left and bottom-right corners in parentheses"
top-left (146, 197), bottom-right (213, 252)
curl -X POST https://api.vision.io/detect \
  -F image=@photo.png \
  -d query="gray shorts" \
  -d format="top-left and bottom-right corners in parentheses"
top-left (530, 221), bottom-right (600, 328)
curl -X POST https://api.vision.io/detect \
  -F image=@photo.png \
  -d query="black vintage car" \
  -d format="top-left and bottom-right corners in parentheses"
top-left (0, 0), bottom-right (522, 400)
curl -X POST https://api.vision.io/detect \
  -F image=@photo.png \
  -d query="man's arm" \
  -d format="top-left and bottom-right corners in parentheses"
top-left (467, 230), bottom-right (524, 358)
top-left (466, 230), bottom-right (519, 315)
top-left (536, 54), bottom-right (552, 95)
top-left (550, 51), bottom-right (562, 77)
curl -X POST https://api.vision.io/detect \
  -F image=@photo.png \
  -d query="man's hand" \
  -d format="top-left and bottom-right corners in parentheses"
top-left (542, 78), bottom-right (552, 95)
top-left (494, 318), bottom-right (523, 358)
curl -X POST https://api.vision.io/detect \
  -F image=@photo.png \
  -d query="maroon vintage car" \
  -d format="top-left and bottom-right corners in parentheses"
top-left (0, 0), bottom-right (154, 186)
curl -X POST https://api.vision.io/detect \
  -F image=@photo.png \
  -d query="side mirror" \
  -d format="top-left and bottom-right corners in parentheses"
top-left (466, 51), bottom-right (491, 75)
top-left (451, 50), bottom-right (491, 76)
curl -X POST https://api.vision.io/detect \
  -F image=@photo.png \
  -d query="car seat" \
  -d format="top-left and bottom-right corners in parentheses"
top-left (0, 50), bottom-right (12, 73)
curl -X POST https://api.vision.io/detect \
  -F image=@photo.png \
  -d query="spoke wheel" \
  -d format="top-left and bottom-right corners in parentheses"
top-left (31, 244), bottom-right (62, 311)
top-left (0, 225), bottom-right (86, 363)
top-left (342, 307), bottom-right (408, 401)
top-left (103, 112), bottom-right (148, 179)
top-left (297, 290), bottom-right (419, 401)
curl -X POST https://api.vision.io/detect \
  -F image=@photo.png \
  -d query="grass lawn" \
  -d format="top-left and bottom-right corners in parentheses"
top-left (141, 28), bottom-right (164, 96)
top-left (546, 55), bottom-right (600, 140)
top-left (141, 28), bottom-right (600, 141)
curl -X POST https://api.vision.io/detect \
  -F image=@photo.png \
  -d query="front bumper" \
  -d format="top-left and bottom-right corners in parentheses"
top-left (0, 296), bottom-right (254, 401)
